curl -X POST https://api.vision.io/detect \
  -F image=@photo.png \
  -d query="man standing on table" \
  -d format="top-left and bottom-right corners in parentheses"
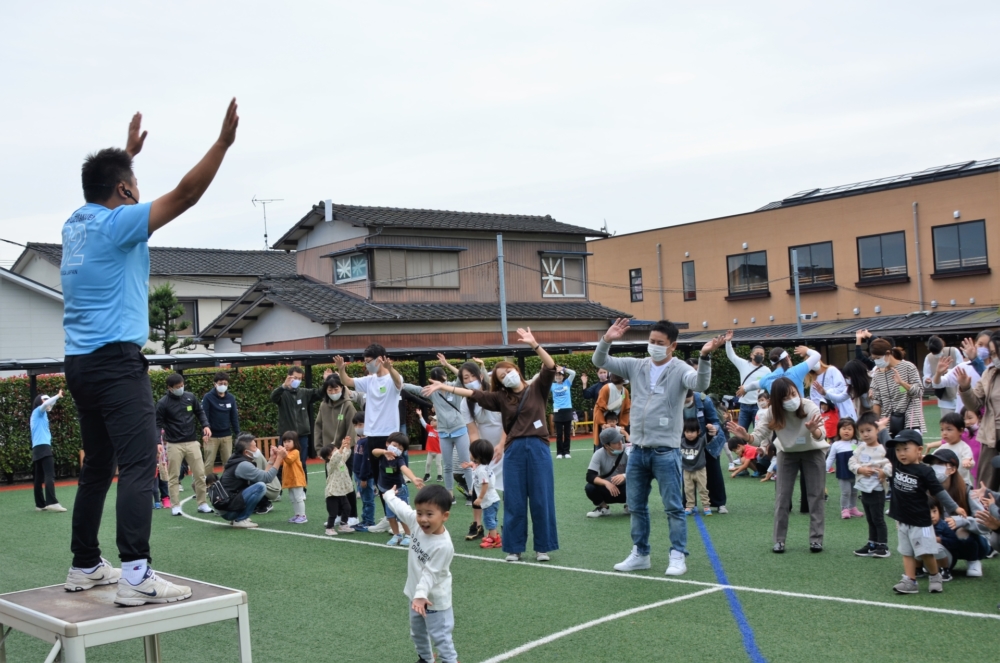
top-left (593, 318), bottom-right (725, 576)
top-left (61, 100), bottom-right (239, 606)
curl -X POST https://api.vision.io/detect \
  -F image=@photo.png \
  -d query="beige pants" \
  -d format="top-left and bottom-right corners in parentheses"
top-left (683, 467), bottom-right (709, 510)
top-left (203, 436), bottom-right (233, 468)
top-left (168, 441), bottom-right (207, 506)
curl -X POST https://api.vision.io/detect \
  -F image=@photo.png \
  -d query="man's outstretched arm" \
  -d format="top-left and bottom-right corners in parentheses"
top-left (148, 98), bottom-right (239, 235)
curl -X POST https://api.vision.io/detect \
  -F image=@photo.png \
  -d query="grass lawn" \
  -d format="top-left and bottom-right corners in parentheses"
top-left (3, 406), bottom-right (998, 662)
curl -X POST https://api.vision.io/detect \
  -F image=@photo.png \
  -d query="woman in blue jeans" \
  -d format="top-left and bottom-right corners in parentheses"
top-left (424, 327), bottom-right (558, 563)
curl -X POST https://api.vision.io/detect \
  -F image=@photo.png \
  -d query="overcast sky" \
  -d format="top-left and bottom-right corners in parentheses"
top-left (3, 2), bottom-right (999, 268)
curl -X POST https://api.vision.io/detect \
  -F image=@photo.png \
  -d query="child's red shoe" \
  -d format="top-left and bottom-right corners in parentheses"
top-left (162, 497), bottom-right (172, 509)
top-left (481, 535), bottom-right (502, 549)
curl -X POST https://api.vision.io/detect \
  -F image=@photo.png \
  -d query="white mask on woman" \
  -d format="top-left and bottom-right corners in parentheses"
top-left (328, 391), bottom-right (342, 402)
top-left (466, 380), bottom-right (482, 390)
top-left (647, 343), bottom-right (668, 362)
top-left (783, 397), bottom-right (801, 411)
top-left (932, 465), bottom-right (948, 482)
top-left (502, 371), bottom-right (522, 389)
top-left (873, 357), bottom-right (888, 369)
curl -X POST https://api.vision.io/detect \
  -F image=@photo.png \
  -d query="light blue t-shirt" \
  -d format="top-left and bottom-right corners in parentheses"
top-left (758, 361), bottom-right (812, 397)
top-left (30, 406), bottom-right (52, 448)
top-left (61, 202), bottom-right (152, 355)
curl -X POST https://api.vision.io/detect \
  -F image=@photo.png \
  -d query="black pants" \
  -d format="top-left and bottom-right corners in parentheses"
top-left (152, 473), bottom-right (169, 501)
top-left (705, 452), bottom-right (727, 508)
top-left (33, 454), bottom-right (58, 508)
top-left (345, 456), bottom-right (358, 519)
top-left (66, 343), bottom-right (158, 567)
top-left (553, 414), bottom-right (573, 456)
top-left (325, 495), bottom-right (352, 527)
top-left (584, 481), bottom-right (627, 506)
top-left (860, 490), bottom-right (887, 545)
top-left (367, 436), bottom-right (389, 516)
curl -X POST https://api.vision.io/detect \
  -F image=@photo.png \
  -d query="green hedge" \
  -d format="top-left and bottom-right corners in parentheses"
top-left (0, 345), bottom-right (797, 482)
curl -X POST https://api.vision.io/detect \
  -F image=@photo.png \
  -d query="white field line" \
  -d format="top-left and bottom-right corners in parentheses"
top-left (477, 588), bottom-right (723, 663)
top-left (177, 499), bottom-right (1000, 622)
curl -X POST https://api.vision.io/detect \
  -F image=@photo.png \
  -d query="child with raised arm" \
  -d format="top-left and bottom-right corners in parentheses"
top-left (420, 411), bottom-right (443, 482)
top-left (849, 413), bottom-right (892, 557)
top-left (374, 432), bottom-right (425, 547)
top-left (31, 390), bottom-right (67, 512)
top-left (321, 437), bottom-right (355, 536)
top-left (383, 484), bottom-right (457, 663)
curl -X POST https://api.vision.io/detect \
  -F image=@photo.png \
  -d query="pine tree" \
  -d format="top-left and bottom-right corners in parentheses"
top-left (148, 282), bottom-right (195, 354)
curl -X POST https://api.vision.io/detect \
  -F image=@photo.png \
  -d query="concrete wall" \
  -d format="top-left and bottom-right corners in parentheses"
top-left (240, 306), bottom-right (331, 346)
top-left (17, 257), bottom-right (62, 291)
top-left (0, 277), bottom-right (64, 362)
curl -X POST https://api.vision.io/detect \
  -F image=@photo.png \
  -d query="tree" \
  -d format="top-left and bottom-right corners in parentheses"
top-left (148, 282), bottom-right (195, 355)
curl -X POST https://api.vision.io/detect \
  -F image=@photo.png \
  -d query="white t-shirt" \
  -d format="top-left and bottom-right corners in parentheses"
top-left (352, 373), bottom-right (401, 436)
top-left (472, 465), bottom-right (500, 509)
top-left (649, 360), bottom-right (668, 389)
top-left (461, 399), bottom-right (503, 445)
top-left (384, 491), bottom-right (454, 610)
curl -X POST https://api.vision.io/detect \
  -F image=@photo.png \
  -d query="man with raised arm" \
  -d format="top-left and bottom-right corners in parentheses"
top-left (593, 318), bottom-right (726, 577)
top-left (62, 101), bottom-right (239, 606)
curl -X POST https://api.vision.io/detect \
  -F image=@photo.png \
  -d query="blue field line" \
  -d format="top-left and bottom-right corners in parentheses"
top-left (694, 514), bottom-right (767, 663)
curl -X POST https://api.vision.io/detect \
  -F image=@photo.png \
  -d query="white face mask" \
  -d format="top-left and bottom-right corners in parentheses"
top-left (757, 400), bottom-right (768, 409)
top-left (783, 397), bottom-right (801, 411)
top-left (466, 379), bottom-right (481, 390)
top-left (290, 379), bottom-right (302, 389)
top-left (647, 343), bottom-right (669, 362)
top-left (216, 384), bottom-right (228, 394)
top-left (502, 371), bottom-right (522, 389)
top-left (170, 387), bottom-right (184, 397)
top-left (328, 391), bottom-right (342, 402)
top-left (366, 360), bottom-right (379, 374)
top-left (387, 444), bottom-right (401, 456)
top-left (932, 465), bottom-right (948, 482)
top-left (993, 357), bottom-right (1000, 370)
top-left (354, 427), bottom-right (364, 437)
top-left (873, 357), bottom-right (888, 369)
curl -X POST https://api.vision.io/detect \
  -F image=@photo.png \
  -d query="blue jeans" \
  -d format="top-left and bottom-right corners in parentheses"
top-left (482, 502), bottom-right (500, 531)
top-left (382, 483), bottom-right (408, 520)
top-left (738, 403), bottom-right (758, 431)
top-left (502, 437), bottom-right (558, 554)
top-left (626, 446), bottom-right (686, 557)
top-left (357, 477), bottom-right (376, 525)
top-left (220, 482), bottom-right (266, 522)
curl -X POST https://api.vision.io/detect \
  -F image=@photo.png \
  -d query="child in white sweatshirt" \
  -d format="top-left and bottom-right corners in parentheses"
top-left (848, 413), bottom-right (892, 558)
top-left (384, 484), bottom-right (457, 663)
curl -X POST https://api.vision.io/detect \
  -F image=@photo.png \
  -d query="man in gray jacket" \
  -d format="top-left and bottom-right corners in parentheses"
top-left (593, 319), bottom-right (725, 576)
top-left (215, 433), bottom-right (287, 528)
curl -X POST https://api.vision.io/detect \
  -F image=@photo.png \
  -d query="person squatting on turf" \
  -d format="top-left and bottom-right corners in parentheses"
top-left (884, 430), bottom-right (960, 594)
top-left (924, 448), bottom-right (991, 578)
top-left (376, 432), bottom-right (426, 546)
top-left (384, 484), bottom-right (457, 663)
top-left (321, 437), bottom-right (356, 536)
top-left (849, 414), bottom-right (892, 558)
top-left (586, 427), bottom-right (629, 518)
top-left (681, 419), bottom-right (726, 516)
top-left (281, 432), bottom-right (308, 524)
top-left (467, 439), bottom-right (502, 548)
top-left (827, 417), bottom-right (864, 519)
top-left (594, 318), bottom-right (726, 576)
top-left (211, 433), bottom-right (285, 528)
top-left (31, 390), bottom-right (67, 512)
top-left (728, 437), bottom-right (760, 479)
top-left (928, 497), bottom-right (990, 581)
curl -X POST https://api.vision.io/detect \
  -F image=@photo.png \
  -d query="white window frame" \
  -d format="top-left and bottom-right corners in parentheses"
top-left (541, 255), bottom-right (586, 298)
top-left (334, 252), bottom-right (369, 284)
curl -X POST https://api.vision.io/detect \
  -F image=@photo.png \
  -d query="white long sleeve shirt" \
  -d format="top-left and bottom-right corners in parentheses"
top-left (809, 365), bottom-right (857, 420)
top-left (384, 491), bottom-right (454, 610)
top-left (931, 361), bottom-right (982, 412)
top-left (725, 342), bottom-right (771, 405)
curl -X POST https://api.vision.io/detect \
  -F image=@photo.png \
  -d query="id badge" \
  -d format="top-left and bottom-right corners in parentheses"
top-left (533, 420), bottom-right (543, 429)
top-left (653, 386), bottom-right (664, 394)
top-left (659, 417), bottom-right (670, 427)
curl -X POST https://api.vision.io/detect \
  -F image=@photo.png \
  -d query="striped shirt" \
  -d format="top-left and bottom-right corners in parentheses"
top-left (870, 360), bottom-right (925, 433)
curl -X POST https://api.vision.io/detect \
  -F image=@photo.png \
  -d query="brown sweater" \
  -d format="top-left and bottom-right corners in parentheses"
top-left (469, 365), bottom-right (555, 439)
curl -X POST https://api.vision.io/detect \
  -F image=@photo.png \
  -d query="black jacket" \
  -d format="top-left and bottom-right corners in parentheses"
top-left (156, 391), bottom-right (210, 443)
top-left (201, 390), bottom-right (240, 437)
top-left (218, 453), bottom-right (250, 513)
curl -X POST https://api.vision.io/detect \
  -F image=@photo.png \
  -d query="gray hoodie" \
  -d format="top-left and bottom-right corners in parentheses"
top-left (403, 381), bottom-right (468, 435)
top-left (592, 338), bottom-right (711, 448)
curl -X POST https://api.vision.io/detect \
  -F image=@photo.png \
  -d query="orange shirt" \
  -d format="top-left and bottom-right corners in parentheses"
top-left (282, 448), bottom-right (307, 488)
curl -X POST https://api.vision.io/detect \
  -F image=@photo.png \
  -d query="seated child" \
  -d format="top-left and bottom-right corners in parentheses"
top-left (728, 438), bottom-right (760, 478)
top-left (827, 417), bottom-right (863, 519)
top-left (374, 432), bottom-right (425, 547)
top-left (321, 437), bottom-right (356, 536)
top-left (937, 412), bottom-right (975, 486)
top-left (849, 413), bottom-right (892, 557)
top-left (585, 427), bottom-right (628, 517)
top-left (929, 496), bottom-right (990, 580)
top-left (468, 439), bottom-right (502, 549)
top-left (681, 418), bottom-right (726, 515)
top-left (352, 413), bottom-right (375, 531)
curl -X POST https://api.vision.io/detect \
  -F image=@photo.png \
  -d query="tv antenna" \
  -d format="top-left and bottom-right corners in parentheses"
top-left (252, 196), bottom-right (283, 250)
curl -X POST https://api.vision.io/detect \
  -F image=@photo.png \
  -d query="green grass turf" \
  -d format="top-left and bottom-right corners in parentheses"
top-left (4, 408), bottom-right (997, 662)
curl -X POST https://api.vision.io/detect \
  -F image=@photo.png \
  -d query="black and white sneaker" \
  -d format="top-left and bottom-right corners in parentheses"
top-left (465, 522), bottom-right (484, 541)
top-left (872, 544), bottom-right (891, 559)
top-left (853, 544), bottom-right (874, 557)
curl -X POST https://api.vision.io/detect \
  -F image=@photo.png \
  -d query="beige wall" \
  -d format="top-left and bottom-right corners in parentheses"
top-left (588, 172), bottom-right (1000, 329)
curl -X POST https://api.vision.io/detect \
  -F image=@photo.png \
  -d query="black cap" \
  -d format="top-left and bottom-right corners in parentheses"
top-left (599, 427), bottom-right (623, 446)
top-left (923, 448), bottom-right (959, 466)
top-left (886, 429), bottom-right (923, 448)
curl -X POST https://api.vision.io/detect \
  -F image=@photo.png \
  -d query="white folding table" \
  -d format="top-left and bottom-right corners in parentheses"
top-left (0, 573), bottom-right (250, 662)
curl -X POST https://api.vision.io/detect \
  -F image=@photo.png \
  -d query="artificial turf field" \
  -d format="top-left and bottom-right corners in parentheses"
top-left (3, 408), bottom-right (1000, 662)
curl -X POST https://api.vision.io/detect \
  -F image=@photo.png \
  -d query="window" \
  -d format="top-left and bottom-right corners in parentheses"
top-left (629, 268), bottom-right (643, 302)
top-left (857, 231), bottom-right (907, 281)
top-left (372, 249), bottom-right (459, 288)
top-left (682, 261), bottom-right (696, 301)
top-left (541, 256), bottom-right (585, 297)
top-left (932, 220), bottom-right (988, 274)
top-left (788, 242), bottom-right (835, 287)
top-left (176, 299), bottom-right (198, 336)
top-left (334, 252), bottom-right (368, 284)
top-left (726, 251), bottom-right (769, 297)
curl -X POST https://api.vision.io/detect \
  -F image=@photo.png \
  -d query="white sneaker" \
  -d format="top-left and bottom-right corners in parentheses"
top-left (197, 504), bottom-right (214, 514)
top-left (665, 550), bottom-right (687, 576)
top-left (346, 517), bottom-right (359, 527)
top-left (728, 462), bottom-right (737, 471)
top-left (556, 454), bottom-right (564, 459)
top-left (614, 546), bottom-right (651, 572)
top-left (115, 569), bottom-right (192, 606)
top-left (718, 506), bottom-right (729, 514)
top-left (231, 519), bottom-right (258, 529)
top-left (565, 454), bottom-right (571, 459)
top-left (44, 503), bottom-right (68, 512)
top-left (505, 553), bottom-right (521, 562)
top-left (535, 552), bottom-right (550, 562)
top-left (171, 507), bottom-right (182, 516)
top-left (64, 558), bottom-right (121, 592)
top-left (587, 506), bottom-right (611, 518)
top-left (178, 485), bottom-right (184, 492)
top-left (967, 560), bottom-right (983, 577)
top-left (369, 517), bottom-right (391, 533)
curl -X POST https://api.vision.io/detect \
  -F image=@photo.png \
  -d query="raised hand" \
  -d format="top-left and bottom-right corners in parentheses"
top-left (723, 330), bottom-right (734, 343)
top-left (856, 329), bottom-right (872, 344)
top-left (794, 345), bottom-right (811, 358)
top-left (936, 355), bottom-right (953, 378)
top-left (700, 333), bottom-right (727, 355)
top-left (218, 98), bottom-right (239, 148)
top-left (891, 369), bottom-right (907, 387)
top-left (954, 367), bottom-right (972, 391)
top-left (323, 368), bottom-right (333, 379)
top-left (960, 337), bottom-right (977, 361)
top-left (126, 112), bottom-right (147, 157)
top-left (603, 318), bottom-right (630, 343)
top-left (804, 412), bottom-right (823, 434)
top-left (421, 380), bottom-right (445, 398)
top-left (812, 381), bottom-right (826, 396)
top-left (57, 389), bottom-right (64, 399)
top-left (580, 373), bottom-right (588, 385)
top-left (333, 355), bottom-right (345, 369)
top-left (516, 327), bottom-right (537, 346)
top-left (726, 421), bottom-right (748, 440)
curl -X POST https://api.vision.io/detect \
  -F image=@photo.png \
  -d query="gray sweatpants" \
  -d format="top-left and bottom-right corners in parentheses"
top-left (441, 431), bottom-right (472, 493)
top-left (838, 478), bottom-right (857, 511)
top-left (410, 606), bottom-right (457, 663)
top-left (774, 449), bottom-right (826, 545)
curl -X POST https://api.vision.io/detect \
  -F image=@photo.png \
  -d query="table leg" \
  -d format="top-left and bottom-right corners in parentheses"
top-left (57, 637), bottom-right (84, 663)
top-left (143, 634), bottom-right (162, 663)
top-left (237, 603), bottom-right (252, 663)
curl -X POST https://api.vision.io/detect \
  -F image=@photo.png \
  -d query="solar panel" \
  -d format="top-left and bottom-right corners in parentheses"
top-left (909, 161), bottom-right (974, 179)
top-left (781, 188), bottom-right (821, 202)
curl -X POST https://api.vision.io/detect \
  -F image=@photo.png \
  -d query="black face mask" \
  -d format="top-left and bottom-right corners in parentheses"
top-left (751, 354), bottom-right (763, 364)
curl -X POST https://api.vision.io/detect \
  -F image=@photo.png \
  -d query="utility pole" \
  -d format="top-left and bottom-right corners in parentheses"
top-left (252, 196), bottom-right (284, 250)
top-left (792, 248), bottom-right (803, 337)
top-left (497, 234), bottom-right (509, 345)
